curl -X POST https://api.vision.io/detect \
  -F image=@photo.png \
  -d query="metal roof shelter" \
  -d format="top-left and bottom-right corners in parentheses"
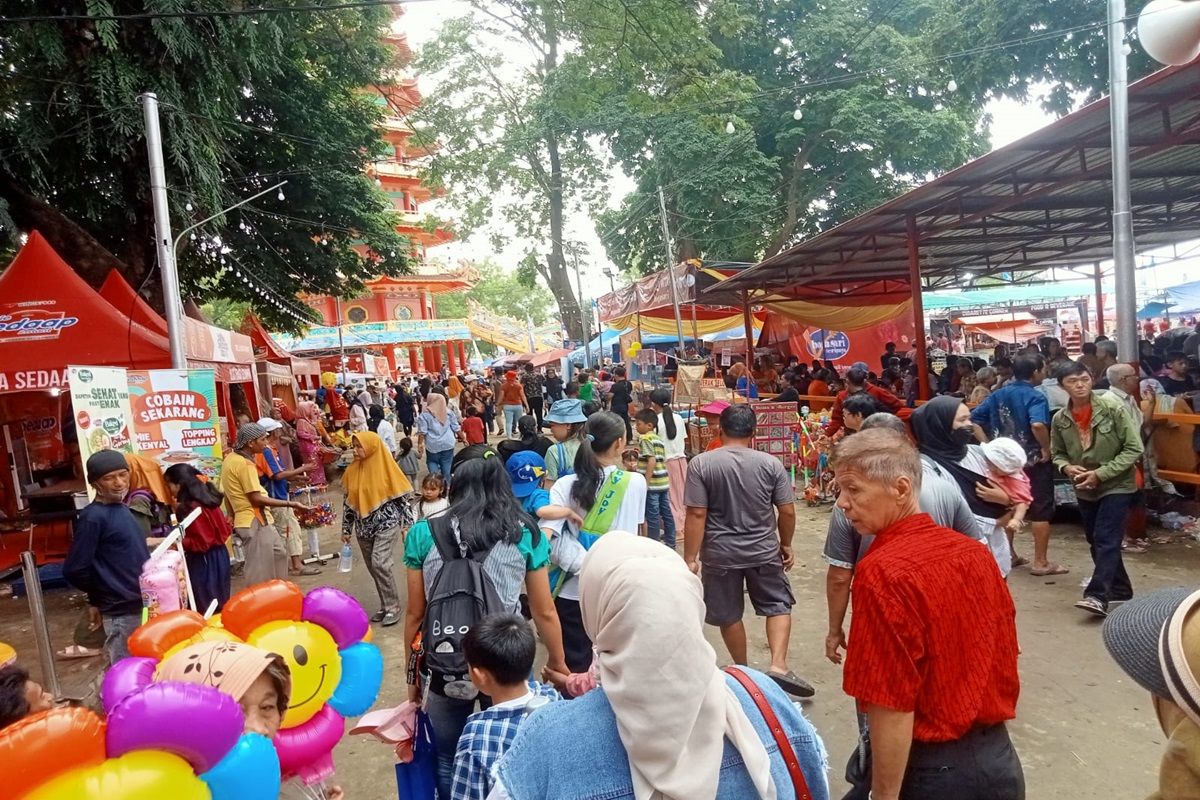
top-left (709, 59), bottom-right (1200, 397)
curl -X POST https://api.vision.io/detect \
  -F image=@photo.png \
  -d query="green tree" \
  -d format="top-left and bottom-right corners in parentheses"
top-left (200, 298), bottom-right (251, 332)
top-left (0, 1), bottom-right (414, 331)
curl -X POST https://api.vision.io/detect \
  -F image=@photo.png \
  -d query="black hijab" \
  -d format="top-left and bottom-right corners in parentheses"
top-left (910, 396), bottom-right (1008, 519)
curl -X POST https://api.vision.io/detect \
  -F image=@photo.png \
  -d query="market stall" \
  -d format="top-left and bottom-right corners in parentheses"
top-left (182, 315), bottom-right (258, 440)
top-left (240, 312), bottom-right (319, 411)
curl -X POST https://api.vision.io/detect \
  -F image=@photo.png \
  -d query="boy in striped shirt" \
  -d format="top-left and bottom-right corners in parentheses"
top-left (635, 409), bottom-right (676, 549)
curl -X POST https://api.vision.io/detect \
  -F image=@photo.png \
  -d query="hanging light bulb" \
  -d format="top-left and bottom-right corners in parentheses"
top-left (725, 120), bottom-right (735, 134)
top-left (946, 78), bottom-right (958, 92)
top-left (793, 107), bottom-right (803, 121)
top-left (277, 189), bottom-right (285, 201)
top-left (321, 237), bottom-right (328, 245)
top-left (185, 202), bottom-right (193, 212)
top-left (1122, 42), bottom-right (1132, 56)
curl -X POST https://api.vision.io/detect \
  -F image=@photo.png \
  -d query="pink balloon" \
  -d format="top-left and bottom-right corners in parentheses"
top-left (100, 657), bottom-right (158, 714)
top-left (301, 586), bottom-right (368, 649)
top-left (274, 703), bottom-right (345, 785)
top-left (107, 681), bottom-right (243, 773)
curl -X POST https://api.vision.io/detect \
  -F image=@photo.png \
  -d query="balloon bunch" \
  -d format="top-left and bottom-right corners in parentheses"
top-left (0, 680), bottom-right (279, 800)
top-left (128, 580), bottom-right (383, 786)
top-left (626, 341), bottom-right (642, 359)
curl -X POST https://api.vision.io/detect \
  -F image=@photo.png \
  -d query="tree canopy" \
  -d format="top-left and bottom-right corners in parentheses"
top-left (434, 259), bottom-right (556, 356)
top-left (0, 1), bottom-right (413, 330)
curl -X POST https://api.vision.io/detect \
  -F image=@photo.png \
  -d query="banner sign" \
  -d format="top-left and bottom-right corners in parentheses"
top-left (69, 365), bottom-right (136, 495)
top-left (127, 369), bottom-right (223, 480)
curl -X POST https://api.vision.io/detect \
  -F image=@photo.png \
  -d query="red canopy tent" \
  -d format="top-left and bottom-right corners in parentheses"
top-left (99, 269), bottom-right (170, 337)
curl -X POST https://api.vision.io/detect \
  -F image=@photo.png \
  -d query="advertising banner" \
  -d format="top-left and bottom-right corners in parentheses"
top-left (68, 366), bottom-right (136, 494)
top-left (127, 369), bottom-right (223, 480)
top-left (762, 316), bottom-right (917, 372)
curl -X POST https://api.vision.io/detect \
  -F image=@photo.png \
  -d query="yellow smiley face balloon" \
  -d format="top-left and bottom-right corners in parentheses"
top-left (247, 620), bottom-right (341, 728)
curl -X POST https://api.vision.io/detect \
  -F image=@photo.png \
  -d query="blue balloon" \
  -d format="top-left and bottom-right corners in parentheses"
top-left (329, 642), bottom-right (383, 717)
top-left (200, 732), bottom-right (281, 800)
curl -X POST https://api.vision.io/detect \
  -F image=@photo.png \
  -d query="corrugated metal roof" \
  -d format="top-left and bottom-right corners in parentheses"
top-left (712, 60), bottom-right (1200, 301)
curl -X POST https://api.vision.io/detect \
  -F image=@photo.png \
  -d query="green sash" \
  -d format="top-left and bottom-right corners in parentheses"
top-left (550, 469), bottom-right (632, 597)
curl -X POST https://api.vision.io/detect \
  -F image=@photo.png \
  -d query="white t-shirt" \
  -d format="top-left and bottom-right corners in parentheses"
top-left (543, 465), bottom-right (647, 600)
top-left (656, 412), bottom-right (687, 461)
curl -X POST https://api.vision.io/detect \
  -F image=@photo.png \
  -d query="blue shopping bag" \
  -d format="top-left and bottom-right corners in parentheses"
top-left (395, 709), bottom-right (437, 800)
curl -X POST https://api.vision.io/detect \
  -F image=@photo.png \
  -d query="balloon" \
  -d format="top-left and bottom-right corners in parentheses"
top-left (200, 733), bottom-right (280, 800)
top-left (101, 657), bottom-right (158, 713)
top-left (247, 620), bottom-right (341, 728)
top-left (128, 610), bottom-right (206, 659)
top-left (160, 625), bottom-right (240, 664)
top-left (328, 642), bottom-right (383, 717)
top-left (0, 640), bottom-right (15, 667)
top-left (301, 585), bottom-right (369, 649)
top-left (24, 750), bottom-right (210, 800)
top-left (222, 581), bottom-right (304, 640)
top-left (361, 625), bottom-right (373, 644)
top-left (274, 704), bottom-right (345, 786)
top-left (0, 707), bottom-right (106, 798)
top-left (107, 682), bottom-right (242, 774)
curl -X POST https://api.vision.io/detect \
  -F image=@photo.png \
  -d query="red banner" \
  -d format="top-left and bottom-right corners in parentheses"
top-left (762, 315), bottom-right (916, 371)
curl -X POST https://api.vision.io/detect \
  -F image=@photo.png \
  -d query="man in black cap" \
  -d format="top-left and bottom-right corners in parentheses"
top-left (222, 422), bottom-right (311, 585)
top-left (63, 449), bottom-right (150, 664)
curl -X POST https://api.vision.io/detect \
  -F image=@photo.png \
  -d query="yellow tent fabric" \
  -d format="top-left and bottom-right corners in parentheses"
top-left (763, 299), bottom-right (913, 331)
top-left (605, 312), bottom-right (751, 337)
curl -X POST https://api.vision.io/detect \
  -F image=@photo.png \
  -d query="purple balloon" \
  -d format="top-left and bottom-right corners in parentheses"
top-left (107, 681), bottom-right (243, 773)
top-left (275, 703), bottom-right (345, 785)
top-left (100, 657), bottom-right (158, 714)
top-left (301, 585), bottom-right (368, 649)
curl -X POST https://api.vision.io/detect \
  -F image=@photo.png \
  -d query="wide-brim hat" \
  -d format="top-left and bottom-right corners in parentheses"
top-left (543, 399), bottom-right (587, 425)
top-left (1103, 586), bottom-right (1195, 699)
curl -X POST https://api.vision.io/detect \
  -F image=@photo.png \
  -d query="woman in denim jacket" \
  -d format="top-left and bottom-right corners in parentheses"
top-left (491, 531), bottom-right (829, 800)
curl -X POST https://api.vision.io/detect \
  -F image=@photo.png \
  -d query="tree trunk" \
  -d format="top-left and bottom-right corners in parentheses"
top-left (764, 140), bottom-right (818, 259)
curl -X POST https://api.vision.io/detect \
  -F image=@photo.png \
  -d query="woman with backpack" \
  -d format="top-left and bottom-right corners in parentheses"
top-left (402, 445), bottom-right (567, 800)
top-left (542, 411), bottom-right (648, 672)
top-left (542, 398), bottom-right (588, 487)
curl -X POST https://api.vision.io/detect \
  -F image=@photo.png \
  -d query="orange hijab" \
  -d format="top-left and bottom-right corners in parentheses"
top-left (343, 432), bottom-right (412, 517)
top-left (125, 452), bottom-right (173, 505)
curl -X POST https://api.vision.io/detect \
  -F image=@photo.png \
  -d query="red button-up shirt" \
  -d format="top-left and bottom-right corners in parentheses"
top-left (843, 513), bottom-right (1020, 742)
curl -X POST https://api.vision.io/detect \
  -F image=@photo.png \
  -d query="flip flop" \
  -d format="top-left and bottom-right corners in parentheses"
top-left (1011, 555), bottom-right (1031, 568)
top-left (56, 645), bottom-right (101, 660)
top-left (290, 567), bottom-right (322, 576)
top-left (767, 669), bottom-right (816, 698)
top-left (1030, 564), bottom-right (1070, 576)
top-left (1122, 541), bottom-right (1149, 554)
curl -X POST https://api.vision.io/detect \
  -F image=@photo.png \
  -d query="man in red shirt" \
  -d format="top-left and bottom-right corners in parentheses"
top-left (828, 366), bottom-right (902, 435)
top-left (832, 428), bottom-right (1023, 800)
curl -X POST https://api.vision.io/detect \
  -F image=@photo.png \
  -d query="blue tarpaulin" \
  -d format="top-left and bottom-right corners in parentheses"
top-left (1166, 280), bottom-right (1200, 315)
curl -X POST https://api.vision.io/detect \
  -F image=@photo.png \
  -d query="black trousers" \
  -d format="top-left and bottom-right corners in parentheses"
top-left (553, 596), bottom-right (594, 673)
top-left (528, 396), bottom-right (544, 427)
top-left (844, 723), bottom-right (1024, 800)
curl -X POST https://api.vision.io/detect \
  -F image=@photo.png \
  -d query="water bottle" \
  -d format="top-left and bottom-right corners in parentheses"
top-left (338, 543), bottom-right (353, 573)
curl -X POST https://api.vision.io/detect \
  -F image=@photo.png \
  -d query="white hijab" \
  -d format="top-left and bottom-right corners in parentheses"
top-left (579, 532), bottom-right (777, 800)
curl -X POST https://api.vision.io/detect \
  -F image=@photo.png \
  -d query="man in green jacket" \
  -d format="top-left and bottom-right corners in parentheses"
top-left (1050, 360), bottom-right (1144, 617)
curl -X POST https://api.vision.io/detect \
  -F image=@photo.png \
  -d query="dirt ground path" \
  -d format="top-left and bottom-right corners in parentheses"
top-left (2, 496), bottom-right (1191, 799)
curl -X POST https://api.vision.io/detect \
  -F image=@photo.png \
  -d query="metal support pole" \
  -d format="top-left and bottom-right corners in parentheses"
top-left (21, 551), bottom-right (60, 697)
top-left (141, 92), bottom-right (186, 369)
top-left (1108, 0), bottom-right (1139, 361)
top-left (334, 296), bottom-right (347, 383)
top-left (1094, 262), bottom-right (1107, 336)
top-left (741, 291), bottom-right (755, 372)
top-left (657, 186), bottom-right (687, 352)
top-left (907, 215), bottom-right (931, 402)
top-left (573, 254), bottom-right (591, 370)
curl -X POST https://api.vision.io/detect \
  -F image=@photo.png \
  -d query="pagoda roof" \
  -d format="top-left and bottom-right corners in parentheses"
top-left (365, 273), bottom-right (471, 293)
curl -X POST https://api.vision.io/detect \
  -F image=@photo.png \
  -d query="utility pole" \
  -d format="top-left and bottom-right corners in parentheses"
top-left (656, 185), bottom-right (687, 352)
top-left (572, 253), bottom-right (591, 369)
top-left (1108, 0), bottom-right (1138, 361)
top-left (141, 93), bottom-right (186, 369)
top-left (334, 296), bottom-right (347, 383)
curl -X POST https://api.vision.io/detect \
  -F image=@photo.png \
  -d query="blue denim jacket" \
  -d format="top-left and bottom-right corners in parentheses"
top-left (496, 667), bottom-right (829, 800)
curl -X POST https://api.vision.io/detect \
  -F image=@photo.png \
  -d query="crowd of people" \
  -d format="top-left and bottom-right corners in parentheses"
top-left (8, 328), bottom-right (1200, 800)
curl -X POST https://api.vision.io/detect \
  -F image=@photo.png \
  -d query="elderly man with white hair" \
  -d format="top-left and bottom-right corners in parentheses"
top-left (833, 428), bottom-right (1023, 800)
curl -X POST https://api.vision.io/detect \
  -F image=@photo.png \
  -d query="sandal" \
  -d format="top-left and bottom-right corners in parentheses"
top-left (289, 567), bottom-right (322, 576)
top-left (56, 644), bottom-right (101, 660)
top-left (370, 610), bottom-right (387, 623)
top-left (767, 669), bottom-right (816, 698)
top-left (1030, 563), bottom-right (1070, 576)
top-left (382, 611), bottom-right (402, 627)
top-left (1011, 555), bottom-right (1030, 568)
top-left (1122, 540), bottom-right (1149, 554)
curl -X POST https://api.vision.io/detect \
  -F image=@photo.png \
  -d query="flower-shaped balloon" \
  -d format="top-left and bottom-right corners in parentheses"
top-left (127, 580), bottom-right (383, 786)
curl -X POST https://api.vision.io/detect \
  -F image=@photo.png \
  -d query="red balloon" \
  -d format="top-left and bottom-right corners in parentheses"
top-left (0, 707), bottom-right (106, 798)
top-left (222, 580), bottom-right (304, 639)
top-left (128, 609), bottom-right (206, 659)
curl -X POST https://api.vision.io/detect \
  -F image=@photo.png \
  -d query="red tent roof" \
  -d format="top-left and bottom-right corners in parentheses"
top-left (99, 269), bottom-right (169, 336)
top-left (0, 232), bottom-right (170, 393)
top-left (240, 312), bottom-right (293, 362)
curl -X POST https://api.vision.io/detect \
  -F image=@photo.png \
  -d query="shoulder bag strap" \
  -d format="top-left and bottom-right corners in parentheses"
top-left (428, 514), bottom-right (461, 563)
top-left (580, 469), bottom-right (631, 536)
top-left (723, 666), bottom-right (812, 800)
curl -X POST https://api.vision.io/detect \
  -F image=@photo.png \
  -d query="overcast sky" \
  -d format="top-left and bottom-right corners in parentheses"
top-left (401, 1), bottom-right (1200, 302)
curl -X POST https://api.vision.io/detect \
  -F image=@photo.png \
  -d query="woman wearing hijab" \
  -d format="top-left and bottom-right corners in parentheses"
top-left (497, 415), bottom-right (551, 464)
top-left (911, 396), bottom-right (1018, 575)
top-left (295, 402), bottom-right (327, 488)
top-left (367, 404), bottom-right (398, 457)
top-left (496, 532), bottom-right (829, 800)
top-left (417, 391), bottom-right (462, 484)
top-left (124, 452), bottom-right (173, 538)
top-left (446, 374), bottom-right (464, 414)
top-left (349, 390), bottom-right (371, 433)
top-left (342, 432), bottom-right (415, 626)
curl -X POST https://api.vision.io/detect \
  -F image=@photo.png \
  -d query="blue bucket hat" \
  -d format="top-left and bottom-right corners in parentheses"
top-left (506, 451), bottom-right (547, 498)
top-left (543, 398), bottom-right (587, 426)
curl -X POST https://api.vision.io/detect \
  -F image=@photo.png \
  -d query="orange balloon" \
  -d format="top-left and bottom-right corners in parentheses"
top-left (128, 610), bottom-right (206, 659)
top-left (0, 707), bottom-right (106, 798)
top-left (222, 580), bottom-right (304, 639)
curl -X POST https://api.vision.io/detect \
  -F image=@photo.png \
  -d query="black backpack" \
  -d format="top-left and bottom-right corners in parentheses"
top-left (422, 514), bottom-right (505, 699)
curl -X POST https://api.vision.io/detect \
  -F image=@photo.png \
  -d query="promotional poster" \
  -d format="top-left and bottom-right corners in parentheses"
top-left (127, 369), bottom-right (223, 479)
top-left (68, 365), bottom-right (136, 495)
